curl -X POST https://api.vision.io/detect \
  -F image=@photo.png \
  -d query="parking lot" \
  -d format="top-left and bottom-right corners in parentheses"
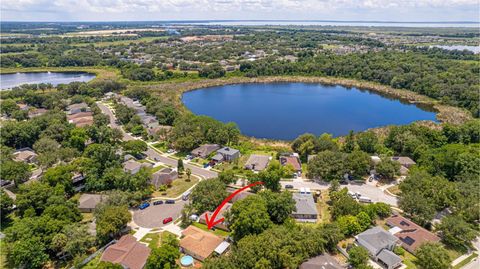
top-left (132, 200), bottom-right (187, 228)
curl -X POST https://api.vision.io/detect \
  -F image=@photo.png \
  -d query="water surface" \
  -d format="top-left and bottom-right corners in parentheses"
top-left (183, 83), bottom-right (437, 140)
top-left (0, 72), bottom-right (96, 90)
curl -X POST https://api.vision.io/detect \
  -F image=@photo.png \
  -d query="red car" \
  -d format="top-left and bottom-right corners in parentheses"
top-left (163, 217), bottom-right (173, 224)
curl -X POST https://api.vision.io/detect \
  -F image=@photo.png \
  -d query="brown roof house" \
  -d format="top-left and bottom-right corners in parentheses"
top-left (100, 234), bottom-right (151, 269)
top-left (28, 108), bottom-right (48, 118)
top-left (244, 154), bottom-right (270, 171)
top-left (300, 254), bottom-right (344, 269)
top-left (78, 194), bottom-right (107, 213)
top-left (180, 225), bottom-right (227, 261)
top-left (391, 156), bottom-right (416, 175)
top-left (386, 214), bottom-right (440, 254)
top-left (191, 144), bottom-right (221, 159)
top-left (151, 168), bottom-right (178, 189)
top-left (122, 160), bottom-right (153, 175)
top-left (13, 148), bottom-right (37, 163)
top-left (280, 154), bottom-right (302, 172)
top-left (67, 111), bottom-right (94, 128)
top-left (199, 203), bottom-right (232, 231)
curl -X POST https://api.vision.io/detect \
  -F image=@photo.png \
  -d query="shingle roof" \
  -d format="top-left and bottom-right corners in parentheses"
top-left (356, 227), bottom-right (398, 256)
top-left (180, 226), bottom-right (223, 261)
top-left (280, 155), bottom-right (302, 171)
top-left (191, 144), bottom-right (221, 158)
top-left (244, 154), bottom-right (270, 171)
top-left (292, 193), bottom-right (318, 216)
top-left (13, 149), bottom-right (37, 162)
top-left (300, 254), bottom-right (343, 269)
top-left (217, 147), bottom-right (239, 156)
top-left (78, 194), bottom-right (106, 210)
top-left (100, 234), bottom-right (151, 269)
top-left (386, 214), bottom-right (440, 253)
top-left (391, 156), bottom-right (416, 166)
top-left (377, 249), bottom-right (402, 267)
top-left (123, 160), bottom-right (142, 171)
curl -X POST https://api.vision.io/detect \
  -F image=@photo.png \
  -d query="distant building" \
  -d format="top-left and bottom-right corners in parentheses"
top-left (213, 147), bottom-right (240, 162)
top-left (122, 160), bottom-right (153, 175)
top-left (67, 102), bottom-right (90, 115)
top-left (191, 144), bottom-right (221, 159)
top-left (151, 167), bottom-right (178, 189)
top-left (67, 111), bottom-right (94, 127)
top-left (199, 203), bottom-right (232, 231)
top-left (300, 254), bottom-right (344, 269)
top-left (100, 234), bottom-right (151, 269)
top-left (391, 156), bottom-right (416, 175)
top-left (355, 227), bottom-right (402, 269)
top-left (13, 148), bottom-right (37, 163)
top-left (78, 194), bottom-right (107, 213)
top-left (244, 154), bottom-right (270, 171)
top-left (180, 225), bottom-right (228, 261)
top-left (292, 193), bottom-right (318, 222)
top-left (28, 108), bottom-right (48, 118)
top-left (386, 214), bottom-right (440, 254)
top-left (280, 154), bottom-right (302, 172)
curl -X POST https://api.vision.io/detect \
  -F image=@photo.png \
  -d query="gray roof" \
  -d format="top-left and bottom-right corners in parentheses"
top-left (244, 154), bottom-right (270, 171)
top-left (217, 147), bottom-right (239, 157)
top-left (212, 153), bottom-right (224, 161)
top-left (377, 249), bottom-right (402, 267)
top-left (292, 193), bottom-right (318, 216)
top-left (300, 254), bottom-right (343, 269)
top-left (356, 227), bottom-right (398, 256)
top-left (79, 194), bottom-right (106, 210)
top-left (191, 144), bottom-right (221, 158)
top-left (391, 156), bottom-right (416, 166)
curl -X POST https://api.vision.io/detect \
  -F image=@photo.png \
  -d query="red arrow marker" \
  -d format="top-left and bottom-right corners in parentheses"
top-left (204, 181), bottom-right (264, 230)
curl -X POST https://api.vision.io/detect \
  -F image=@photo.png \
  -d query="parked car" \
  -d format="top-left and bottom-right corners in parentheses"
top-left (163, 217), bottom-right (173, 224)
top-left (167, 149), bottom-right (174, 154)
top-left (165, 200), bottom-right (175, 204)
top-left (185, 155), bottom-right (193, 160)
top-left (359, 197), bottom-right (373, 203)
top-left (182, 191), bottom-right (191, 201)
top-left (153, 200), bottom-right (163, 205)
top-left (203, 163), bottom-right (209, 168)
top-left (285, 184), bottom-right (294, 189)
top-left (139, 202), bottom-right (150, 210)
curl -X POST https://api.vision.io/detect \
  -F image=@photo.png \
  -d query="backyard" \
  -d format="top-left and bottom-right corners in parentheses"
top-left (152, 174), bottom-right (200, 198)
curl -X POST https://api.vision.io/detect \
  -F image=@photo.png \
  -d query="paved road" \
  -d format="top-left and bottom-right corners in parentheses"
top-left (280, 180), bottom-right (398, 206)
top-left (96, 102), bottom-right (134, 141)
top-left (132, 200), bottom-right (187, 228)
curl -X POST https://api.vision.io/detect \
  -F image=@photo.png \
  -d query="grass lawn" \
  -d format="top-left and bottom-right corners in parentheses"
top-left (192, 222), bottom-right (230, 237)
top-left (81, 254), bottom-right (101, 269)
top-left (446, 247), bottom-right (466, 261)
top-left (399, 248), bottom-right (418, 269)
top-left (152, 142), bottom-right (169, 152)
top-left (140, 233), bottom-right (161, 249)
top-left (318, 190), bottom-right (331, 224)
top-left (151, 164), bottom-right (167, 173)
top-left (81, 212), bottom-right (94, 223)
top-left (0, 239), bottom-right (8, 269)
top-left (453, 252), bottom-right (478, 269)
top-left (152, 175), bottom-right (200, 198)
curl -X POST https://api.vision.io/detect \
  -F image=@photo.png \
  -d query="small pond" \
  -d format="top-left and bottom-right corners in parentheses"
top-left (182, 83), bottom-right (438, 140)
top-left (0, 72), bottom-right (96, 90)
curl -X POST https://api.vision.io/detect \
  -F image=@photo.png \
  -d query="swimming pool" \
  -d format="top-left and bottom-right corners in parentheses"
top-left (180, 255), bottom-right (194, 266)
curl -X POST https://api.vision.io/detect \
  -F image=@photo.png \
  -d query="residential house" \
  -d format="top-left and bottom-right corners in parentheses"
top-left (244, 154), bottom-right (270, 171)
top-left (78, 194), bottom-right (107, 213)
top-left (122, 160), bottom-right (153, 175)
top-left (391, 156), bottom-right (416, 175)
top-left (280, 154), bottom-right (302, 173)
top-left (300, 254), bottom-right (344, 269)
top-left (212, 147), bottom-right (240, 162)
top-left (67, 111), bottom-right (94, 127)
top-left (199, 203), bottom-right (232, 231)
top-left (386, 214), bottom-right (440, 254)
top-left (67, 102), bottom-right (90, 115)
top-left (227, 187), bottom-right (254, 203)
top-left (179, 225), bottom-right (228, 261)
top-left (191, 144), bottom-right (221, 159)
top-left (100, 234), bottom-right (151, 269)
top-left (151, 168), bottom-right (178, 189)
top-left (17, 103), bottom-right (29, 111)
top-left (355, 227), bottom-right (402, 269)
top-left (292, 193), bottom-right (318, 222)
top-left (13, 148), bottom-right (37, 163)
top-left (28, 108), bottom-right (48, 118)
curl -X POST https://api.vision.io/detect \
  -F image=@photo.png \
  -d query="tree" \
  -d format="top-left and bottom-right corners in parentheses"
top-left (7, 237), bottom-right (49, 269)
top-left (1, 99), bottom-right (19, 116)
top-left (177, 158), bottom-right (184, 173)
top-left (346, 150), bottom-right (371, 179)
top-left (348, 246), bottom-right (370, 268)
top-left (256, 162), bottom-right (284, 192)
top-left (42, 164), bottom-right (74, 194)
top-left (329, 188), bottom-right (363, 219)
top-left (96, 205), bottom-right (131, 242)
top-left (337, 215), bottom-right (361, 236)
top-left (97, 262), bottom-right (124, 269)
top-left (398, 190), bottom-right (435, 226)
top-left (0, 160), bottom-right (31, 186)
top-left (51, 224), bottom-right (95, 258)
top-left (190, 179), bottom-right (228, 213)
top-left (0, 189), bottom-right (14, 220)
top-left (291, 133), bottom-right (319, 161)
top-left (146, 244), bottom-right (180, 269)
top-left (317, 133), bottom-right (338, 152)
top-left (356, 211), bottom-right (372, 231)
top-left (259, 190), bottom-right (295, 224)
top-left (218, 169), bottom-right (236, 185)
top-left (186, 168), bottom-right (192, 182)
top-left (122, 140), bottom-right (147, 156)
top-left (415, 243), bottom-right (451, 269)
top-left (307, 150), bottom-right (347, 181)
top-left (437, 215), bottom-right (478, 250)
top-left (228, 195), bottom-right (273, 241)
top-left (356, 131), bottom-right (378, 153)
top-left (376, 157), bottom-right (400, 179)
top-left (343, 130), bottom-right (356, 153)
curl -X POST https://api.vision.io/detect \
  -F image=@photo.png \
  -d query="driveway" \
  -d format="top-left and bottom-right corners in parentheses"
top-left (96, 101), bottom-right (134, 141)
top-left (280, 180), bottom-right (398, 206)
top-left (132, 200), bottom-right (187, 228)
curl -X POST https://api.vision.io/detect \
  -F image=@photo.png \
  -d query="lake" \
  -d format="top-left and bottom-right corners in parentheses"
top-left (182, 83), bottom-right (438, 140)
top-left (0, 72), bottom-right (96, 90)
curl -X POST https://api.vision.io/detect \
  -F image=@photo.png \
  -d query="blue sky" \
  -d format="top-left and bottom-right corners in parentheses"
top-left (1, 0), bottom-right (479, 22)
